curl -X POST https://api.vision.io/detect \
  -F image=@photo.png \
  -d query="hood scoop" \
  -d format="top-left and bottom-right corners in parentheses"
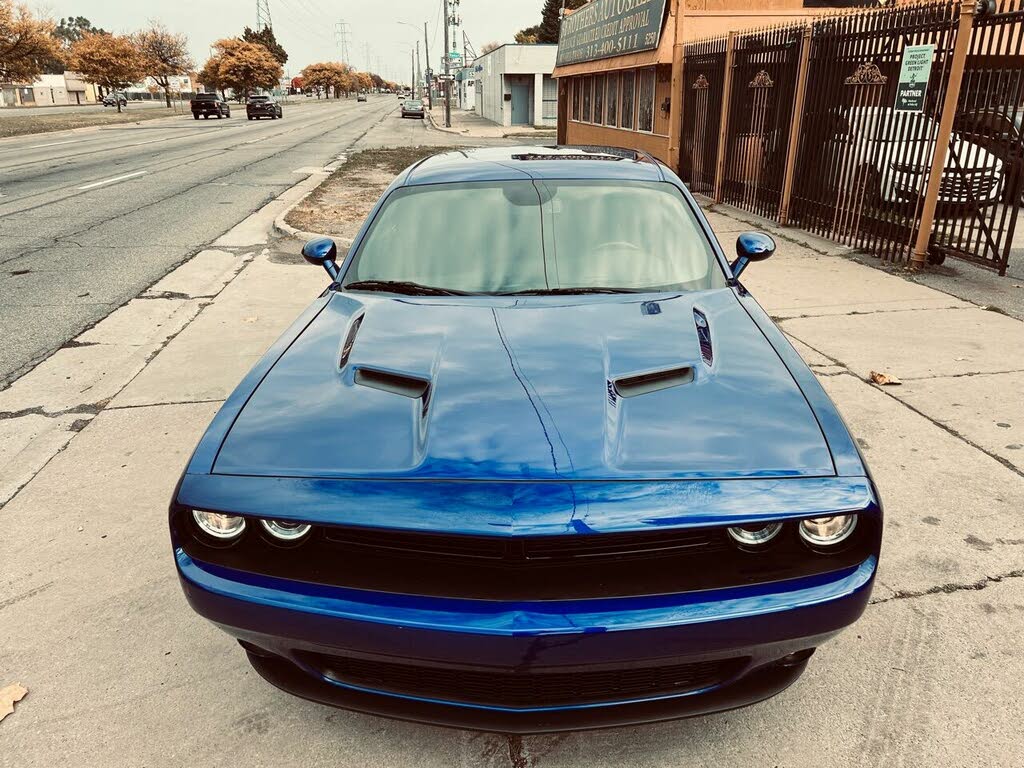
top-left (354, 367), bottom-right (430, 399)
top-left (613, 366), bottom-right (694, 398)
top-left (694, 308), bottom-right (713, 366)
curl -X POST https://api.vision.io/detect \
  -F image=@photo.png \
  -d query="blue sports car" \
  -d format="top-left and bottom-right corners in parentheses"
top-left (170, 146), bottom-right (881, 732)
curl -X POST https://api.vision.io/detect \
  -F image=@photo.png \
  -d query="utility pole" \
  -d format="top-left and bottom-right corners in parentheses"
top-left (411, 50), bottom-right (415, 94)
top-left (443, 0), bottom-right (452, 127)
top-left (416, 41), bottom-right (422, 97)
top-left (334, 21), bottom-right (352, 64)
top-left (256, 0), bottom-right (272, 31)
top-left (424, 22), bottom-right (432, 110)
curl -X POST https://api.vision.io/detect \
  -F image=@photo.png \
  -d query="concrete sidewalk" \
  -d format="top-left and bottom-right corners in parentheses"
top-left (1, 186), bottom-right (1022, 766)
top-left (426, 104), bottom-right (556, 140)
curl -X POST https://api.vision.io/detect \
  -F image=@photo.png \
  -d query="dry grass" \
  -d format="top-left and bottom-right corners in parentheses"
top-left (285, 145), bottom-right (460, 240)
top-left (0, 107), bottom-right (189, 139)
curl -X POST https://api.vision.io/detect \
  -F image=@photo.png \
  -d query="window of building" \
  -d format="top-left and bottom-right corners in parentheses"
top-left (542, 75), bottom-right (557, 121)
top-left (582, 76), bottom-right (592, 123)
top-left (593, 74), bottom-right (605, 125)
top-left (638, 68), bottom-right (656, 133)
top-left (572, 78), bottom-right (581, 121)
top-left (606, 73), bottom-right (619, 128)
top-left (620, 71), bottom-right (635, 131)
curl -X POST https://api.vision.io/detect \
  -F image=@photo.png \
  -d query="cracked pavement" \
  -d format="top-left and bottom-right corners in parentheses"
top-left (1, 120), bottom-right (1023, 766)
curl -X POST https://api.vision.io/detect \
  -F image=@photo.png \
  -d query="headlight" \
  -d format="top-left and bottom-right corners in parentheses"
top-left (799, 515), bottom-right (857, 547)
top-left (727, 522), bottom-right (783, 547)
top-left (192, 510), bottom-right (246, 540)
top-left (260, 519), bottom-right (313, 542)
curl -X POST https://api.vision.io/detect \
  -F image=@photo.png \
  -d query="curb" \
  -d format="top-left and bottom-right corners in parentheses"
top-left (424, 109), bottom-right (464, 135)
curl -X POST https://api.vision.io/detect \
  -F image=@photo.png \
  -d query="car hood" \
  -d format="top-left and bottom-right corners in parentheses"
top-left (212, 289), bottom-right (835, 481)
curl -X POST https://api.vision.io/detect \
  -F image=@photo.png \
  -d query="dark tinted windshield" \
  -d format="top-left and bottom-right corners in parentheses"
top-left (343, 180), bottom-right (724, 295)
top-left (250, 95), bottom-right (270, 101)
top-left (195, 93), bottom-right (217, 100)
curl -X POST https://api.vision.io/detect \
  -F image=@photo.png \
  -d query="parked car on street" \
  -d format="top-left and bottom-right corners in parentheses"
top-left (102, 92), bottom-right (127, 107)
top-left (191, 92), bottom-right (230, 120)
top-left (821, 106), bottom-right (1002, 207)
top-left (400, 98), bottom-right (424, 119)
top-left (246, 94), bottom-right (282, 120)
top-left (170, 145), bottom-right (882, 733)
top-left (953, 106), bottom-right (1024, 203)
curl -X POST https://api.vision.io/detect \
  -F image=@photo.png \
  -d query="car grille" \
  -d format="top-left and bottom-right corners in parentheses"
top-left (938, 169), bottom-right (1000, 201)
top-left (322, 526), bottom-right (723, 563)
top-left (310, 653), bottom-right (745, 708)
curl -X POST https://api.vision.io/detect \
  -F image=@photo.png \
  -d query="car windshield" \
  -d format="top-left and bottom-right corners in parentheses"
top-left (250, 96), bottom-right (269, 101)
top-left (404, 100), bottom-right (422, 107)
top-left (343, 180), bottom-right (725, 295)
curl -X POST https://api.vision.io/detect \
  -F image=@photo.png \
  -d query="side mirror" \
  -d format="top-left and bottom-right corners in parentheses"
top-left (731, 232), bottom-right (775, 279)
top-left (302, 237), bottom-right (340, 280)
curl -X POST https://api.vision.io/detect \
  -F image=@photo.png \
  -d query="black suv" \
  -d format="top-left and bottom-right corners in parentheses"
top-left (246, 95), bottom-right (283, 120)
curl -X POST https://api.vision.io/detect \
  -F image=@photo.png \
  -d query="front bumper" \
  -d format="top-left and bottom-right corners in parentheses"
top-left (176, 549), bottom-right (876, 732)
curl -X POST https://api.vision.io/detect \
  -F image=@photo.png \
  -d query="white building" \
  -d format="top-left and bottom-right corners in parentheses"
top-left (455, 65), bottom-right (476, 111)
top-left (473, 44), bottom-right (557, 129)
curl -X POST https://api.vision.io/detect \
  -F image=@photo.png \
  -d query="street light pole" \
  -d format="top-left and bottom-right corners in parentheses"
top-left (411, 50), bottom-right (415, 95)
top-left (416, 41), bottom-right (421, 98)
top-left (443, 0), bottom-right (451, 127)
top-left (424, 22), bottom-right (432, 110)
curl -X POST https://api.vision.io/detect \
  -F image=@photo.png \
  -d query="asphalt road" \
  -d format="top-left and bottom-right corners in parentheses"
top-left (0, 95), bottom-right (405, 386)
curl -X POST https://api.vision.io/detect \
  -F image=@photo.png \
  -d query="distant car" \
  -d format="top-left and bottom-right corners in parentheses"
top-left (170, 145), bottom-right (882, 733)
top-left (821, 106), bottom-right (1002, 207)
top-left (102, 92), bottom-right (127, 107)
top-left (953, 107), bottom-right (1024, 203)
top-left (246, 95), bottom-right (282, 120)
top-left (401, 99), bottom-right (424, 119)
top-left (191, 93), bottom-right (230, 120)
top-left (357, 93), bottom-right (368, 103)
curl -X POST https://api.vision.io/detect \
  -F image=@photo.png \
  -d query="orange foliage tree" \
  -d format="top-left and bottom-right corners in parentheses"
top-left (68, 32), bottom-right (145, 112)
top-left (206, 38), bottom-right (282, 99)
top-left (133, 22), bottom-right (194, 108)
top-left (0, 1), bottom-right (62, 83)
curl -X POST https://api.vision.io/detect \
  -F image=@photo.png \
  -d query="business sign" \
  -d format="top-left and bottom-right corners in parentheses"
top-left (894, 44), bottom-right (935, 112)
top-left (555, 0), bottom-right (668, 67)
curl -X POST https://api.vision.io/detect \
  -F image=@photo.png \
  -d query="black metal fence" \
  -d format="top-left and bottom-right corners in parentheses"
top-left (721, 24), bottom-right (805, 219)
top-left (680, 37), bottom-right (728, 196)
top-left (678, 0), bottom-right (1024, 277)
top-left (931, 0), bottom-right (1024, 275)
top-left (788, 1), bottom-right (962, 264)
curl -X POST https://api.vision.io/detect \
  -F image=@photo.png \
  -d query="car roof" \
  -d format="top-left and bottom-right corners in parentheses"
top-left (402, 145), bottom-right (666, 186)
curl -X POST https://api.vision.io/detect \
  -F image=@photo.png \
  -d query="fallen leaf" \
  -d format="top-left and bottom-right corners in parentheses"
top-left (870, 371), bottom-right (902, 386)
top-left (0, 683), bottom-right (28, 723)
top-left (242, 316), bottom-right (259, 324)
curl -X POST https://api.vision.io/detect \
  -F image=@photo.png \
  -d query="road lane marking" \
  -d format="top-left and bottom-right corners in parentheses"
top-left (26, 139), bottom-right (81, 149)
top-left (77, 170), bottom-right (148, 190)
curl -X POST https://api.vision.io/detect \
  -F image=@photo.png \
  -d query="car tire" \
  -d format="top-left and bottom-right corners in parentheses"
top-left (193, 114), bottom-right (199, 120)
top-left (248, 115), bottom-right (254, 120)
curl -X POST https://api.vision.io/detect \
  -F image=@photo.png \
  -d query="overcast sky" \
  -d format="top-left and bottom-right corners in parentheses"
top-left (36, 0), bottom-right (541, 84)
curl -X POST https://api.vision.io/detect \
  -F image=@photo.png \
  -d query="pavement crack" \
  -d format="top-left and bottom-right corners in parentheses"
top-left (870, 569), bottom-right (1024, 604)
top-left (0, 402), bottom-right (104, 421)
top-left (506, 735), bottom-right (530, 768)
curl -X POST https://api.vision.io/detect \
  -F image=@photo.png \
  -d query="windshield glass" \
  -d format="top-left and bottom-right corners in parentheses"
top-left (404, 100), bottom-right (422, 107)
top-left (343, 180), bottom-right (725, 295)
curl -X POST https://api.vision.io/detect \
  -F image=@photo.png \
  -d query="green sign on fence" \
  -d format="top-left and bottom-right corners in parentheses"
top-left (894, 44), bottom-right (935, 112)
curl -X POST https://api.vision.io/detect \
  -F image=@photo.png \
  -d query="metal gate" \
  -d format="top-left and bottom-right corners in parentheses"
top-left (931, 0), bottom-right (1024, 275)
top-left (681, 37), bottom-right (728, 196)
top-left (788, 1), bottom-right (962, 264)
top-left (721, 24), bottom-right (805, 219)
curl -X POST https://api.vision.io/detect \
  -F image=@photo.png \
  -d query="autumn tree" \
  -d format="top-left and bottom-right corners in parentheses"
top-left (242, 25), bottom-right (286, 65)
top-left (480, 41), bottom-right (501, 54)
top-left (207, 38), bottom-right (282, 99)
top-left (515, 25), bottom-right (541, 44)
top-left (134, 22), bottom-right (194, 108)
top-left (68, 32), bottom-right (144, 112)
top-left (40, 15), bottom-right (105, 74)
top-left (355, 71), bottom-right (372, 93)
top-left (198, 55), bottom-right (226, 98)
top-left (0, 1), bottom-right (63, 83)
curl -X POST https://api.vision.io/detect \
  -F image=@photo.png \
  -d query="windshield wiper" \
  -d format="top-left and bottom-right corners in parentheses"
top-left (344, 280), bottom-right (473, 296)
top-left (498, 286), bottom-right (643, 296)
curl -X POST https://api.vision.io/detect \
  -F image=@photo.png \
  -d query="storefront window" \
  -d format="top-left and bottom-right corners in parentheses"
top-left (582, 76), bottom-right (592, 123)
top-left (606, 74), bottom-right (619, 128)
top-left (638, 68), bottom-right (656, 133)
top-left (572, 77), bottom-right (581, 121)
top-left (620, 71), bottom-right (635, 131)
top-left (593, 74), bottom-right (605, 125)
